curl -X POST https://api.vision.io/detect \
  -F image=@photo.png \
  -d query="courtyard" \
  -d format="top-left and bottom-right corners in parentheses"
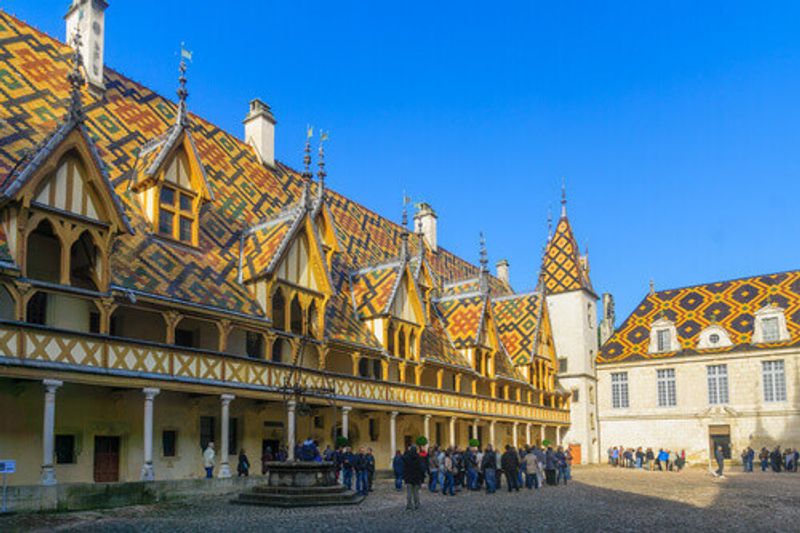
top-left (1, 465), bottom-right (798, 532)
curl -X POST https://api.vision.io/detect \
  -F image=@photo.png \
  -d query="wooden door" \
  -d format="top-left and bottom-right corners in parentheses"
top-left (568, 443), bottom-right (582, 464)
top-left (94, 436), bottom-right (120, 482)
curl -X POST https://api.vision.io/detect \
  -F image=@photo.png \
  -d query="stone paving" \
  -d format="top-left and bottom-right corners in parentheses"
top-left (1, 466), bottom-right (798, 532)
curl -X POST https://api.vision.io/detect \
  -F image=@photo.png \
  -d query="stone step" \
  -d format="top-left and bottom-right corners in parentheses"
top-left (232, 490), bottom-right (366, 508)
top-left (251, 484), bottom-right (350, 495)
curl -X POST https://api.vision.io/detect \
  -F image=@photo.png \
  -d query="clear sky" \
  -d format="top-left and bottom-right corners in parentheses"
top-left (8, 1), bottom-right (800, 324)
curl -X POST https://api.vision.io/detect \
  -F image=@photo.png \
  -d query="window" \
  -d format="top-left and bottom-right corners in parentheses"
top-left (761, 317), bottom-right (780, 342)
top-left (369, 419), bottom-right (379, 441)
top-left (709, 333), bottom-right (720, 344)
top-left (55, 434), bottom-right (76, 464)
top-left (358, 358), bottom-right (371, 378)
top-left (656, 368), bottom-right (676, 407)
top-left (228, 418), bottom-right (238, 456)
top-left (373, 359), bottom-right (382, 381)
top-left (200, 416), bottom-right (215, 450)
top-left (656, 329), bottom-right (671, 352)
top-left (26, 292), bottom-right (48, 325)
top-left (571, 388), bottom-right (580, 403)
top-left (611, 372), bottom-right (629, 409)
top-left (89, 312), bottom-right (100, 334)
top-left (175, 328), bottom-right (195, 348)
top-left (162, 430), bottom-right (177, 457)
top-left (158, 183), bottom-right (196, 244)
top-left (762, 360), bottom-right (787, 402)
top-left (558, 358), bottom-right (568, 373)
top-left (245, 331), bottom-right (263, 359)
top-left (272, 289), bottom-right (286, 331)
top-left (707, 365), bottom-right (729, 405)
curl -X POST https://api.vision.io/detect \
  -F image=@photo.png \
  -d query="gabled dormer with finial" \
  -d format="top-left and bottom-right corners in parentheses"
top-left (350, 198), bottom-right (425, 360)
top-left (130, 47), bottom-right (211, 247)
top-left (0, 28), bottom-right (130, 292)
top-left (239, 129), bottom-right (334, 345)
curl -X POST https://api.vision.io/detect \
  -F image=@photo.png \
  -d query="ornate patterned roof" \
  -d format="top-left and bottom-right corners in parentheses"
top-left (599, 270), bottom-right (800, 364)
top-left (239, 211), bottom-right (298, 283)
top-left (492, 292), bottom-right (543, 365)
top-left (437, 294), bottom-right (486, 349)
top-left (541, 216), bottom-right (593, 295)
top-left (350, 262), bottom-right (401, 319)
top-left (421, 311), bottom-right (474, 371)
top-left (0, 11), bottom-right (524, 361)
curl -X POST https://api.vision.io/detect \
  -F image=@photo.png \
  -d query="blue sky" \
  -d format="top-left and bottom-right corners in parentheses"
top-left (9, 1), bottom-right (800, 323)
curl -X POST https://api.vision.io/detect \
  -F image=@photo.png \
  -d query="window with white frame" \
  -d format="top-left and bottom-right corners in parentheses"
top-left (762, 360), bottom-right (786, 402)
top-left (761, 317), bottom-right (780, 342)
top-left (656, 368), bottom-right (676, 407)
top-left (611, 372), bottom-right (629, 409)
top-left (656, 329), bottom-right (671, 352)
top-left (707, 364), bottom-right (729, 404)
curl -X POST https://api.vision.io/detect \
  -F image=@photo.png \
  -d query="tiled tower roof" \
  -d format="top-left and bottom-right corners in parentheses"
top-left (541, 215), bottom-right (593, 295)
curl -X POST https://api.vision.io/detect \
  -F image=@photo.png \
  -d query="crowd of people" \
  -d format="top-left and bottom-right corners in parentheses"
top-left (740, 446), bottom-right (799, 473)
top-left (199, 437), bottom-right (574, 509)
top-left (607, 446), bottom-right (686, 471)
top-left (608, 444), bottom-right (800, 479)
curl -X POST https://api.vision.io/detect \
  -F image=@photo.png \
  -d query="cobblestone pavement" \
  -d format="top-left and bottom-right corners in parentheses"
top-left (2, 466), bottom-right (798, 532)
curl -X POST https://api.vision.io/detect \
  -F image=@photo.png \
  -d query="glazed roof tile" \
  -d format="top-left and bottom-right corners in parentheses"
top-left (541, 216), bottom-right (592, 295)
top-left (492, 292), bottom-right (543, 365)
top-left (599, 270), bottom-right (800, 364)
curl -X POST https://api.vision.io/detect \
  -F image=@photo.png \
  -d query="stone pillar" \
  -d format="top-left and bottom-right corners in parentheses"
top-left (219, 394), bottom-right (235, 477)
top-left (423, 414), bottom-right (431, 444)
top-left (489, 420), bottom-right (496, 447)
top-left (540, 425), bottom-right (546, 445)
top-left (556, 426), bottom-right (562, 446)
top-left (472, 419), bottom-right (479, 441)
top-left (342, 406), bottom-right (352, 440)
top-left (41, 379), bottom-right (63, 485)
top-left (449, 417), bottom-right (456, 447)
top-left (525, 423), bottom-right (532, 446)
top-left (390, 411), bottom-right (399, 463)
top-left (141, 387), bottom-right (160, 481)
top-left (287, 400), bottom-right (297, 460)
top-left (513, 422), bottom-right (519, 448)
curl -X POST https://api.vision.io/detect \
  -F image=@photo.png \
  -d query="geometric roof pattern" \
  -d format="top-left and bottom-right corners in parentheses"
top-left (0, 11), bottom-right (526, 366)
top-left (349, 262), bottom-right (401, 319)
top-left (599, 270), bottom-right (800, 364)
top-left (492, 292), bottom-right (544, 365)
top-left (437, 294), bottom-right (487, 349)
top-left (541, 216), bottom-right (593, 295)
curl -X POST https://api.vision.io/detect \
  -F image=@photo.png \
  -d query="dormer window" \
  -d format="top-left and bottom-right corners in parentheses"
top-left (648, 316), bottom-right (679, 354)
top-left (752, 304), bottom-right (790, 344)
top-left (697, 325), bottom-right (732, 350)
top-left (158, 183), bottom-right (197, 244)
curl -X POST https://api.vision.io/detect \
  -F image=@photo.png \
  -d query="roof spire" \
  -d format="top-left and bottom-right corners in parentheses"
top-left (649, 279), bottom-right (655, 295)
top-left (316, 130), bottom-right (328, 201)
top-left (176, 43), bottom-right (192, 127)
top-left (560, 176), bottom-right (567, 218)
top-left (400, 192), bottom-right (410, 260)
top-left (302, 125), bottom-right (313, 208)
top-left (66, 27), bottom-right (85, 122)
top-left (479, 232), bottom-right (489, 294)
top-left (546, 207), bottom-right (553, 242)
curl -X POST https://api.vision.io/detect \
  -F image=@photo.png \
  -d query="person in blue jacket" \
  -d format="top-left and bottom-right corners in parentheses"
top-left (392, 449), bottom-right (405, 490)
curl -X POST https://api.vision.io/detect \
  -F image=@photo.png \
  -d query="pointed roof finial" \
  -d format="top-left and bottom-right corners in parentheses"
top-left (560, 176), bottom-right (567, 218)
top-left (546, 208), bottom-right (553, 242)
top-left (400, 192), bottom-right (410, 260)
top-left (66, 28), bottom-right (86, 122)
top-left (479, 232), bottom-right (489, 294)
top-left (316, 130), bottom-right (328, 200)
top-left (176, 43), bottom-right (192, 127)
top-left (649, 279), bottom-right (655, 295)
top-left (302, 126), bottom-right (313, 208)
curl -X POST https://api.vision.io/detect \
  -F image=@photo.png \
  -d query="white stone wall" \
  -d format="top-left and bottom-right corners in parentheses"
top-left (547, 289), bottom-right (601, 463)
top-left (597, 348), bottom-right (800, 463)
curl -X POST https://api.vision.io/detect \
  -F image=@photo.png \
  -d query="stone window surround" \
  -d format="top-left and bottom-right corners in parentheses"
top-left (751, 305), bottom-right (790, 344)
top-left (648, 317), bottom-right (681, 354)
top-left (697, 324), bottom-right (733, 350)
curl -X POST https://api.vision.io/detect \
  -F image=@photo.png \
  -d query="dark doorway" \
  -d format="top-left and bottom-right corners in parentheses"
top-left (93, 436), bottom-right (120, 482)
top-left (709, 425), bottom-right (731, 459)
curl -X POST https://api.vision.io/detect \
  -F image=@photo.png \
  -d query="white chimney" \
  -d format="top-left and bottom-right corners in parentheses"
top-left (414, 202), bottom-right (438, 252)
top-left (65, 0), bottom-right (107, 93)
top-left (496, 259), bottom-right (509, 285)
top-left (243, 99), bottom-right (276, 167)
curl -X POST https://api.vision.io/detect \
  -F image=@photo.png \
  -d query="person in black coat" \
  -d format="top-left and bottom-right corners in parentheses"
top-left (402, 445), bottom-right (426, 510)
top-left (501, 445), bottom-right (521, 492)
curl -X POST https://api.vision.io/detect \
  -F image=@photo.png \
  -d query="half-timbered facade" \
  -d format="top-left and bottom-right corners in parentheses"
top-left (0, 5), bottom-right (570, 487)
